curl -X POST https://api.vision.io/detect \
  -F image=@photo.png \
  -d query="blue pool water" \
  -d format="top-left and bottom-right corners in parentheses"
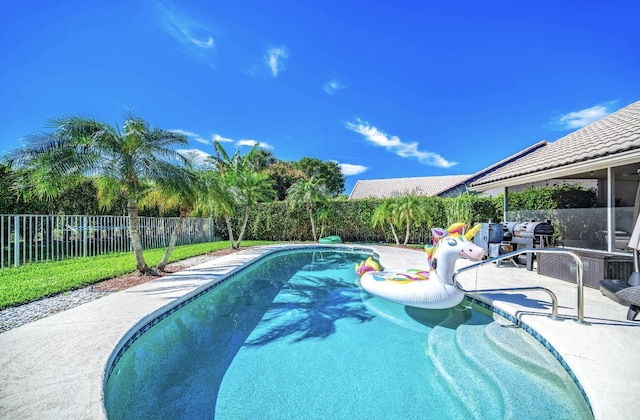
top-left (104, 249), bottom-right (593, 419)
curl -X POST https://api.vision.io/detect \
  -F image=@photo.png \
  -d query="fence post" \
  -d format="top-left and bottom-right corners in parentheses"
top-left (14, 215), bottom-right (20, 268)
top-left (210, 218), bottom-right (214, 242)
top-left (83, 215), bottom-right (88, 258)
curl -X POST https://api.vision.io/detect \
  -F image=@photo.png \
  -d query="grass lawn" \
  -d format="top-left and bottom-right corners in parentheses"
top-left (0, 240), bottom-right (277, 309)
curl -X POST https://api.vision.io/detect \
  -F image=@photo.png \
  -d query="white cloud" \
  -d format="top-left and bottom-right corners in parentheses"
top-left (237, 139), bottom-right (273, 150)
top-left (345, 119), bottom-right (457, 168)
top-left (323, 79), bottom-right (346, 95)
top-left (171, 130), bottom-right (276, 152)
top-left (177, 148), bottom-right (211, 165)
top-left (171, 129), bottom-right (209, 145)
top-left (549, 101), bottom-right (617, 130)
top-left (180, 29), bottom-right (214, 49)
top-left (171, 128), bottom-right (198, 137)
top-left (339, 163), bottom-right (367, 176)
top-left (213, 134), bottom-right (233, 143)
top-left (154, 1), bottom-right (216, 64)
top-left (265, 47), bottom-right (288, 77)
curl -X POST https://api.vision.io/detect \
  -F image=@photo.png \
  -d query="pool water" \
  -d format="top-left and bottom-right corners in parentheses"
top-left (104, 249), bottom-right (593, 419)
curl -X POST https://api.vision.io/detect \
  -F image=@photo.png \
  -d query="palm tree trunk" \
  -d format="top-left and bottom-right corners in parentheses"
top-left (224, 214), bottom-right (236, 249)
top-left (128, 200), bottom-right (152, 274)
top-left (234, 207), bottom-right (250, 248)
top-left (308, 206), bottom-right (317, 241)
top-left (404, 218), bottom-right (411, 246)
top-left (157, 206), bottom-right (186, 271)
top-left (388, 220), bottom-right (400, 246)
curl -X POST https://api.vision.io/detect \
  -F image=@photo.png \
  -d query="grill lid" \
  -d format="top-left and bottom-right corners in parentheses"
top-left (511, 221), bottom-right (554, 237)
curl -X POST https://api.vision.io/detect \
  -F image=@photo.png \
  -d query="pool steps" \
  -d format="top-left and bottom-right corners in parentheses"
top-left (425, 306), bottom-right (592, 418)
top-left (427, 310), bottom-right (504, 418)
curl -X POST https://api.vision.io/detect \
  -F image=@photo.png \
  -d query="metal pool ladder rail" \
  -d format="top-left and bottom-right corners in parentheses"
top-left (452, 247), bottom-right (587, 324)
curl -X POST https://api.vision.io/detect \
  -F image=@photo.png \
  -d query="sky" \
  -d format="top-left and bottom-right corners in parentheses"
top-left (1, 0), bottom-right (639, 195)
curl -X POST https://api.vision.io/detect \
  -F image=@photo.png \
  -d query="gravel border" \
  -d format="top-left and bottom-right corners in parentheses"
top-left (0, 254), bottom-right (218, 333)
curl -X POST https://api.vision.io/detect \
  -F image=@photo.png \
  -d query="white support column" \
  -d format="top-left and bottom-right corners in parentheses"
top-left (503, 187), bottom-right (509, 221)
top-left (607, 167), bottom-right (615, 253)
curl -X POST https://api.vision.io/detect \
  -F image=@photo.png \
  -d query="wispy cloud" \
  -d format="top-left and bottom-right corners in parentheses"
top-left (213, 134), bottom-right (233, 143)
top-left (154, 1), bottom-right (216, 65)
top-left (548, 101), bottom-right (617, 130)
top-left (323, 78), bottom-right (346, 95)
top-left (172, 129), bottom-right (272, 151)
top-left (182, 30), bottom-right (214, 48)
top-left (171, 128), bottom-right (198, 137)
top-left (171, 128), bottom-right (209, 144)
top-left (338, 163), bottom-right (367, 176)
top-left (265, 46), bottom-right (288, 77)
top-left (237, 139), bottom-right (273, 150)
top-left (346, 119), bottom-right (457, 168)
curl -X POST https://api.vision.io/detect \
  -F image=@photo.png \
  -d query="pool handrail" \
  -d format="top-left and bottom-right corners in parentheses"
top-left (452, 247), bottom-right (587, 324)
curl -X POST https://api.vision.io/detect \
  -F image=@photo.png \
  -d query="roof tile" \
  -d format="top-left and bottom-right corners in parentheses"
top-left (472, 100), bottom-right (640, 186)
top-left (349, 175), bottom-right (471, 199)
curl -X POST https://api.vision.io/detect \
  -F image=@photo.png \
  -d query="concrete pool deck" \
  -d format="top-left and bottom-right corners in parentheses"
top-left (0, 244), bottom-right (638, 419)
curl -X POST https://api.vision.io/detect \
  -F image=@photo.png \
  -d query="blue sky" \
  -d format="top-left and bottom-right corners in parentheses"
top-left (1, 0), bottom-right (639, 195)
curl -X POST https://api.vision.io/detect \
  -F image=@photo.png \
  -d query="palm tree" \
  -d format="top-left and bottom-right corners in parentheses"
top-left (286, 177), bottom-right (329, 241)
top-left (7, 113), bottom-right (189, 274)
top-left (393, 194), bottom-right (432, 246)
top-left (315, 206), bottom-right (334, 239)
top-left (232, 170), bottom-right (275, 248)
top-left (372, 198), bottom-right (401, 245)
top-left (141, 161), bottom-right (200, 271)
top-left (207, 140), bottom-right (252, 248)
top-left (207, 140), bottom-right (275, 249)
top-left (197, 165), bottom-right (237, 248)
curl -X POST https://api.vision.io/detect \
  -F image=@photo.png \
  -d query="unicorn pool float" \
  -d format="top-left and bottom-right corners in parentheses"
top-left (356, 223), bottom-right (484, 309)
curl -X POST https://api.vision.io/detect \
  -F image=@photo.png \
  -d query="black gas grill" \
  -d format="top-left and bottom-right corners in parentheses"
top-left (508, 221), bottom-right (554, 239)
top-left (474, 221), bottom-right (555, 270)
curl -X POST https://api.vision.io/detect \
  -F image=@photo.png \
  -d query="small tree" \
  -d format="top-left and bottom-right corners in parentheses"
top-left (232, 170), bottom-right (275, 248)
top-left (140, 160), bottom-right (200, 271)
top-left (293, 157), bottom-right (345, 197)
top-left (372, 198), bottom-right (401, 245)
top-left (208, 140), bottom-right (261, 248)
top-left (286, 177), bottom-right (329, 241)
top-left (393, 194), bottom-right (432, 246)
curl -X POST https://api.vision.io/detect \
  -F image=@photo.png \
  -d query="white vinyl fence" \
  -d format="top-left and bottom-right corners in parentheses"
top-left (0, 214), bottom-right (216, 268)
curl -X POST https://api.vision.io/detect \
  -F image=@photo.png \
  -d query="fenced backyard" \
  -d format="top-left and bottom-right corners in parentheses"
top-left (1, 214), bottom-right (216, 268)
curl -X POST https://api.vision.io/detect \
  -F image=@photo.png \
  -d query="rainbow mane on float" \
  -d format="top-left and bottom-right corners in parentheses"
top-left (423, 223), bottom-right (482, 272)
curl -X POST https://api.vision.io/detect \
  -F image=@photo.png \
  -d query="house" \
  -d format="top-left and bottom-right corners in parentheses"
top-left (348, 141), bottom-right (550, 200)
top-left (469, 99), bottom-right (640, 256)
top-left (348, 99), bottom-right (640, 255)
top-left (348, 175), bottom-right (471, 199)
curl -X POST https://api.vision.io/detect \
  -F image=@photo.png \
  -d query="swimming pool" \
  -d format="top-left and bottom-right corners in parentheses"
top-left (104, 248), bottom-right (593, 419)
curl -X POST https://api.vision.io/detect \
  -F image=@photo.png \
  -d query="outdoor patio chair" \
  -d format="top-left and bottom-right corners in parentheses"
top-left (616, 286), bottom-right (640, 321)
top-left (601, 216), bottom-right (640, 321)
top-left (600, 275), bottom-right (640, 321)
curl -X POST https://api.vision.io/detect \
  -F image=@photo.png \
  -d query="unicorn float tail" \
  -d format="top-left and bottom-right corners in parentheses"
top-left (355, 256), bottom-right (383, 277)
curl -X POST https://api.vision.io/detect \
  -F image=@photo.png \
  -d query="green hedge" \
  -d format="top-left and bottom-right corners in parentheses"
top-left (213, 185), bottom-right (596, 245)
top-left (215, 195), bottom-right (500, 244)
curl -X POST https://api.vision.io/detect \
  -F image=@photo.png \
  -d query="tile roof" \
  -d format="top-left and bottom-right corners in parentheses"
top-left (348, 174), bottom-right (471, 199)
top-left (471, 99), bottom-right (640, 187)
